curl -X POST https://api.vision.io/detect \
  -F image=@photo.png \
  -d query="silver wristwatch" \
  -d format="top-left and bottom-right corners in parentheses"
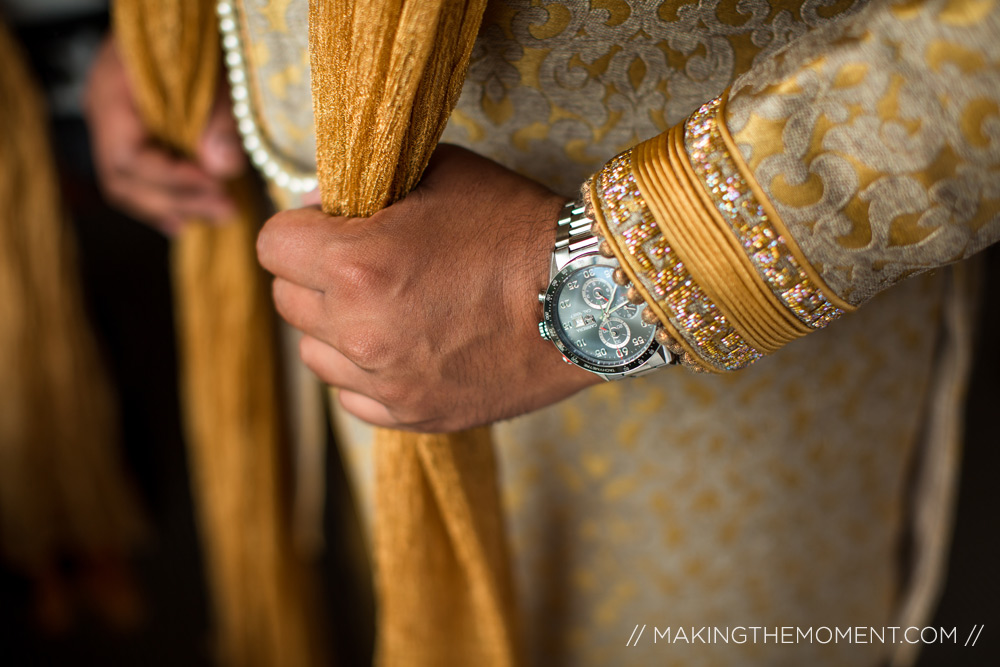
top-left (537, 200), bottom-right (674, 380)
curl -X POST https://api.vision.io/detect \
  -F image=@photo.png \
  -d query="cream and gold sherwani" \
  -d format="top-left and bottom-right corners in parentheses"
top-left (231, 1), bottom-right (996, 665)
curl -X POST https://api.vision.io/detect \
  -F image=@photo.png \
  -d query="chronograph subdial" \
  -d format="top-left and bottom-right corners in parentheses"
top-left (581, 277), bottom-right (614, 309)
top-left (618, 303), bottom-right (638, 318)
top-left (598, 317), bottom-right (631, 349)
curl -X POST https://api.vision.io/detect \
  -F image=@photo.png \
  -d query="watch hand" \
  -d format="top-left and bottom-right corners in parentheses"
top-left (606, 300), bottom-right (630, 316)
top-left (601, 284), bottom-right (618, 319)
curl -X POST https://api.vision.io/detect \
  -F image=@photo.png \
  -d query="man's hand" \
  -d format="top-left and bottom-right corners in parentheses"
top-left (84, 37), bottom-right (246, 236)
top-left (257, 145), bottom-right (602, 432)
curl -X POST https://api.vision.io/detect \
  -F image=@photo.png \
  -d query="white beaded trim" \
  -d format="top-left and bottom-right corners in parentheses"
top-left (216, 1), bottom-right (317, 194)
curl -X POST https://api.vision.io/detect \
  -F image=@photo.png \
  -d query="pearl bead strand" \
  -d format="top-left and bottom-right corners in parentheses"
top-left (216, 1), bottom-right (318, 194)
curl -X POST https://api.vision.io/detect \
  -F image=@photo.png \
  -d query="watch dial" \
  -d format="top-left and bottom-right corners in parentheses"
top-left (552, 265), bottom-right (655, 367)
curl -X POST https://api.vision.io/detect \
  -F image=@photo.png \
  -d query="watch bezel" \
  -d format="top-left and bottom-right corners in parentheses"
top-left (542, 253), bottom-right (660, 375)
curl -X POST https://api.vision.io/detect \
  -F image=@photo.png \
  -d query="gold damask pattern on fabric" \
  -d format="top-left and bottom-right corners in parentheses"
top-left (239, 0), bottom-right (866, 197)
top-left (726, 0), bottom-right (1000, 305)
top-left (336, 271), bottom-right (947, 667)
top-left (443, 0), bottom-right (867, 196)
top-left (239, 0), bottom-right (315, 176)
top-left (236, 2), bottom-right (973, 666)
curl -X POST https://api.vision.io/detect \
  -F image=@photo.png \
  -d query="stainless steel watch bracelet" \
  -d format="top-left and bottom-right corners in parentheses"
top-left (552, 200), bottom-right (600, 271)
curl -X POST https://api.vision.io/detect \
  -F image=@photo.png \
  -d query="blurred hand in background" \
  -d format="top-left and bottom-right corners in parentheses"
top-left (84, 36), bottom-right (246, 236)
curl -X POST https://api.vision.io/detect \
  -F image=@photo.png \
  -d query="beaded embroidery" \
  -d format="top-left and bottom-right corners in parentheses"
top-left (684, 97), bottom-right (844, 329)
top-left (594, 153), bottom-right (762, 371)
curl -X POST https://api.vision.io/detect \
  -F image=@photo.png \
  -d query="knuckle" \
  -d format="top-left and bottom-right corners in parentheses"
top-left (341, 332), bottom-right (384, 368)
top-left (384, 390), bottom-right (447, 432)
top-left (377, 381), bottom-right (412, 410)
top-left (334, 257), bottom-right (387, 300)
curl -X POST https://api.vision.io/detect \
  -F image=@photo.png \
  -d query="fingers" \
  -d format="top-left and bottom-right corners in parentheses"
top-left (298, 334), bottom-right (372, 395)
top-left (257, 207), bottom-right (344, 290)
top-left (85, 36), bottom-right (240, 234)
top-left (273, 278), bottom-right (383, 372)
top-left (338, 390), bottom-right (446, 432)
top-left (272, 277), bottom-right (327, 339)
top-left (86, 40), bottom-right (147, 177)
top-left (104, 173), bottom-right (236, 234)
top-left (100, 149), bottom-right (235, 234)
top-left (107, 146), bottom-right (236, 231)
top-left (297, 323), bottom-right (427, 431)
top-left (337, 390), bottom-right (398, 428)
top-left (196, 84), bottom-right (247, 179)
top-left (301, 328), bottom-right (446, 432)
top-left (128, 145), bottom-right (223, 193)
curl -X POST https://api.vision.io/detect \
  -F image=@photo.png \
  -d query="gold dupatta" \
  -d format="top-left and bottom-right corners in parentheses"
top-left (307, 1), bottom-right (519, 665)
top-left (0, 19), bottom-right (143, 598)
top-left (114, 0), bottom-right (519, 664)
top-left (114, 2), bottom-right (322, 665)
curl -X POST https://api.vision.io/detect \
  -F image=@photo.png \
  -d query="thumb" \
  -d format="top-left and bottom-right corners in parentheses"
top-left (196, 91), bottom-right (246, 179)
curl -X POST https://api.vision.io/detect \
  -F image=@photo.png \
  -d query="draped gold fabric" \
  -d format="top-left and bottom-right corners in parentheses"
top-left (0, 19), bottom-right (143, 582)
top-left (113, 2), bottom-right (323, 665)
top-left (306, 2), bottom-right (519, 665)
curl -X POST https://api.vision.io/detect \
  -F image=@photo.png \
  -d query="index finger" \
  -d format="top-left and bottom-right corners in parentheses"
top-left (130, 144), bottom-right (226, 193)
top-left (256, 206), bottom-right (345, 290)
top-left (92, 87), bottom-right (222, 194)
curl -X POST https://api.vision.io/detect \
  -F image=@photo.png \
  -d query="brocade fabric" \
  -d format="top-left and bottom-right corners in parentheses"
top-left (236, 2), bottom-right (980, 665)
top-left (726, 0), bottom-right (1000, 305)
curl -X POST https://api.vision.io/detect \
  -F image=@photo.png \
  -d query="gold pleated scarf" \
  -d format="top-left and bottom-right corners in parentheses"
top-left (308, 1), bottom-right (520, 665)
top-left (114, 2), bottom-right (323, 665)
top-left (113, 1), bottom-right (519, 664)
top-left (0, 19), bottom-right (143, 589)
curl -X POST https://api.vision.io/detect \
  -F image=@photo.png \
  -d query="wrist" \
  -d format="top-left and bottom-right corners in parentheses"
top-left (506, 190), bottom-right (603, 398)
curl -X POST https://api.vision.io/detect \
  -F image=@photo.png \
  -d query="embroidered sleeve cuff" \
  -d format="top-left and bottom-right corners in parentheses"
top-left (584, 93), bottom-right (855, 373)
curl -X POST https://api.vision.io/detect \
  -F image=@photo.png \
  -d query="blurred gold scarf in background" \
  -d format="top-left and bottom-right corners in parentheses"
top-left (0, 18), bottom-right (144, 624)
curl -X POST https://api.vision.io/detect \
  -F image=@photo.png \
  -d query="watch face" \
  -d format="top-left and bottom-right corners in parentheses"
top-left (543, 256), bottom-right (658, 374)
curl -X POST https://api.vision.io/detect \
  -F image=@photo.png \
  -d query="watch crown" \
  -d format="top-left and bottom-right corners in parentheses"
top-left (537, 291), bottom-right (546, 303)
top-left (538, 322), bottom-right (550, 340)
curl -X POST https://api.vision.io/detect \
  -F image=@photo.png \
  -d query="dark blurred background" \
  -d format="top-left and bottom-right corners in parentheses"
top-left (0, 2), bottom-right (996, 666)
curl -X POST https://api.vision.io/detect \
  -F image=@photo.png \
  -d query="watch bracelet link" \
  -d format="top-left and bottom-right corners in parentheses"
top-left (553, 200), bottom-right (600, 270)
